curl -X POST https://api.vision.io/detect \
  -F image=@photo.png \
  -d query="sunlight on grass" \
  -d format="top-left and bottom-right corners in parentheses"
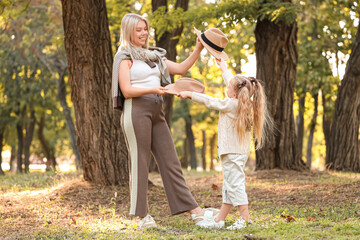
top-left (0, 171), bottom-right (80, 193)
top-left (1, 170), bottom-right (359, 239)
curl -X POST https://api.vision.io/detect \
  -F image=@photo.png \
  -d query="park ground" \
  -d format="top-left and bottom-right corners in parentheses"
top-left (0, 169), bottom-right (360, 239)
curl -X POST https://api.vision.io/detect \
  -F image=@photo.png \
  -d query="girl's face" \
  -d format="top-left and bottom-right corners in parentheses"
top-left (227, 80), bottom-right (237, 98)
top-left (133, 20), bottom-right (148, 47)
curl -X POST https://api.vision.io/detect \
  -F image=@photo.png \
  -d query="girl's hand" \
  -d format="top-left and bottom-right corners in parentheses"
top-left (178, 91), bottom-right (192, 99)
top-left (153, 86), bottom-right (167, 95)
top-left (195, 37), bottom-right (204, 51)
top-left (215, 58), bottom-right (227, 72)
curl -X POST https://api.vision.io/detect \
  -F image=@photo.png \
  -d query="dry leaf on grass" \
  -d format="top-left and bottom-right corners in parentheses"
top-left (281, 214), bottom-right (296, 222)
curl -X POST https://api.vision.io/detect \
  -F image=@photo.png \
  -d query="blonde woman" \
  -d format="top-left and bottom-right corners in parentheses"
top-left (179, 59), bottom-right (273, 229)
top-left (112, 13), bottom-right (216, 228)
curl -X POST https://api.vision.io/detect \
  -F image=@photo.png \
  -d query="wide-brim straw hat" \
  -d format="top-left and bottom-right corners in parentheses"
top-left (164, 78), bottom-right (205, 95)
top-left (194, 27), bottom-right (229, 61)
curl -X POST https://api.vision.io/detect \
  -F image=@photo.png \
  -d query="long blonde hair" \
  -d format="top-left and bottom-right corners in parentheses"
top-left (231, 75), bottom-right (273, 149)
top-left (119, 13), bottom-right (149, 50)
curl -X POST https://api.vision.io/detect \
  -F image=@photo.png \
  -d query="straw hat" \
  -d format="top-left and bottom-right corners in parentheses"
top-left (194, 27), bottom-right (229, 61)
top-left (164, 78), bottom-right (205, 95)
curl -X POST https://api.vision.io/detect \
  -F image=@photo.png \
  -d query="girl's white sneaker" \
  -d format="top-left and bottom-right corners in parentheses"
top-left (138, 214), bottom-right (157, 229)
top-left (226, 217), bottom-right (247, 230)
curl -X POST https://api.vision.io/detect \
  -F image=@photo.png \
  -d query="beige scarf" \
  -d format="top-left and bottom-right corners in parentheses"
top-left (123, 45), bottom-right (158, 62)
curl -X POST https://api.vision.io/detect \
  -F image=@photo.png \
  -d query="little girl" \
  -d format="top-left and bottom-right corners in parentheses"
top-left (179, 60), bottom-right (272, 230)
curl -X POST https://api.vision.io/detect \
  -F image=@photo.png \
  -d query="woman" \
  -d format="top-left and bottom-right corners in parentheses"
top-left (112, 13), bottom-right (214, 228)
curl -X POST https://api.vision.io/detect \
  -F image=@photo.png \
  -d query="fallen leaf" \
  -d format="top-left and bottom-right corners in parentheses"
top-left (308, 216), bottom-right (317, 221)
top-left (211, 184), bottom-right (218, 190)
top-left (71, 217), bottom-right (77, 224)
top-left (46, 220), bottom-right (52, 224)
top-left (281, 214), bottom-right (296, 222)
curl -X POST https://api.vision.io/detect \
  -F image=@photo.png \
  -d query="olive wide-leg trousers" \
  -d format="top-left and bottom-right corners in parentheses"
top-left (121, 94), bottom-right (198, 217)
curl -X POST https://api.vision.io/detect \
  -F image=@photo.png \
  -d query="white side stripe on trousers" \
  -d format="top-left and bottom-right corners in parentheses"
top-left (123, 99), bottom-right (138, 215)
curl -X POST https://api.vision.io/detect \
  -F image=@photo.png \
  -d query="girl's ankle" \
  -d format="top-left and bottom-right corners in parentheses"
top-left (215, 217), bottom-right (223, 223)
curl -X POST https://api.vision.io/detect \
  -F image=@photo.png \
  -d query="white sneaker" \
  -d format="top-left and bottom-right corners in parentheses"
top-left (191, 208), bottom-right (224, 229)
top-left (226, 217), bottom-right (247, 230)
top-left (138, 214), bottom-right (157, 229)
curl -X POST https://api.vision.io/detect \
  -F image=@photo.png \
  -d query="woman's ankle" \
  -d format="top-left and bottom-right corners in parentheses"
top-left (189, 207), bottom-right (203, 215)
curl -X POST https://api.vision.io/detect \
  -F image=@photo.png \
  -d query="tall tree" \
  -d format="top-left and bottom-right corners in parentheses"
top-left (326, 23), bottom-right (360, 172)
top-left (254, 1), bottom-right (306, 170)
top-left (61, 0), bottom-right (128, 184)
top-left (0, 129), bottom-right (5, 175)
top-left (306, 92), bottom-right (318, 168)
top-left (151, 0), bottom-right (189, 126)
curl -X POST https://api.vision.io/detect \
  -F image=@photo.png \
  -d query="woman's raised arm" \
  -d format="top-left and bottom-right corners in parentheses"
top-left (164, 38), bottom-right (204, 75)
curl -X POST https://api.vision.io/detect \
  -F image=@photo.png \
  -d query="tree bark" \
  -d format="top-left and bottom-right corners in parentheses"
top-left (38, 113), bottom-right (56, 171)
top-left (209, 133), bottom-right (216, 171)
top-left (0, 129), bottom-right (5, 175)
top-left (296, 95), bottom-right (305, 161)
top-left (306, 92), bottom-right (318, 168)
top-left (57, 67), bottom-right (81, 170)
top-left (24, 110), bottom-right (36, 173)
top-left (10, 144), bottom-right (16, 172)
top-left (180, 137), bottom-right (189, 169)
top-left (184, 109), bottom-right (197, 169)
top-left (151, 0), bottom-right (189, 127)
top-left (254, 10), bottom-right (306, 170)
top-left (326, 24), bottom-right (360, 172)
top-left (16, 106), bottom-right (26, 173)
top-left (322, 93), bottom-right (332, 167)
top-left (201, 130), bottom-right (206, 170)
top-left (61, 0), bottom-right (128, 184)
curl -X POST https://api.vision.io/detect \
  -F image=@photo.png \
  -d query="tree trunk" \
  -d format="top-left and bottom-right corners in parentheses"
top-left (326, 24), bottom-right (360, 172)
top-left (61, 0), bottom-right (128, 184)
top-left (57, 67), bottom-right (81, 170)
top-left (152, 0), bottom-right (189, 127)
top-left (38, 113), bottom-right (56, 171)
top-left (254, 9), bottom-right (306, 170)
top-left (322, 93), bottom-right (332, 167)
top-left (0, 130), bottom-right (5, 175)
top-left (209, 133), bottom-right (216, 170)
top-left (306, 92), bottom-right (318, 168)
top-left (296, 95), bottom-right (305, 161)
top-left (185, 114), bottom-right (197, 170)
top-left (180, 137), bottom-right (189, 169)
top-left (16, 106), bottom-right (26, 174)
top-left (201, 130), bottom-right (206, 171)
top-left (10, 144), bottom-right (16, 172)
top-left (181, 100), bottom-right (197, 169)
top-left (24, 110), bottom-right (36, 173)
top-left (149, 155), bottom-right (159, 172)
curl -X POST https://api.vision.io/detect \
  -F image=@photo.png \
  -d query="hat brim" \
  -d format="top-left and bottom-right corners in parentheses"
top-left (164, 84), bottom-right (178, 95)
top-left (194, 27), bottom-right (229, 61)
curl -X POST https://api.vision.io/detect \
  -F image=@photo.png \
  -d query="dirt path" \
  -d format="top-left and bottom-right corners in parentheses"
top-left (0, 170), bottom-right (359, 239)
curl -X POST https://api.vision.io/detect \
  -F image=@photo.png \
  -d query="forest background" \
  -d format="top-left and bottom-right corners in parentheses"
top-left (0, 0), bottom-right (359, 176)
top-left (0, 0), bottom-right (360, 239)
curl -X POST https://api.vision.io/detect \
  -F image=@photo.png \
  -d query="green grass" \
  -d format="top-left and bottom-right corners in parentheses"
top-left (17, 205), bottom-right (360, 240)
top-left (1, 170), bottom-right (360, 239)
top-left (0, 170), bottom-right (80, 192)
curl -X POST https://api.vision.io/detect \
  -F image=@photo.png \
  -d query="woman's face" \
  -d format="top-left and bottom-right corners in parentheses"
top-left (133, 20), bottom-right (148, 47)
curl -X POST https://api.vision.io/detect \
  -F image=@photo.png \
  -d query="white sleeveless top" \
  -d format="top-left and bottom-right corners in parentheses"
top-left (130, 60), bottom-right (161, 88)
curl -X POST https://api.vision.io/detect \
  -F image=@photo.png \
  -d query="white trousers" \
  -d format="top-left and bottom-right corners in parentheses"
top-left (221, 153), bottom-right (248, 206)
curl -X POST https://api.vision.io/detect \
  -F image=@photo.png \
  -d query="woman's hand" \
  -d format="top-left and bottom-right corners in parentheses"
top-left (195, 37), bottom-right (204, 52)
top-left (215, 58), bottom-right (227, 72)
top-left (152, 86), bottom-right (167, 95)
top-left (178, 91), bottom-right (192, 99)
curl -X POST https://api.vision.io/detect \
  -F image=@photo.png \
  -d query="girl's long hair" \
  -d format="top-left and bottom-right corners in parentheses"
top-left (119, 13), bottom-right (149, 50)
top-left (232, 75), bottom-right (273, 149)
